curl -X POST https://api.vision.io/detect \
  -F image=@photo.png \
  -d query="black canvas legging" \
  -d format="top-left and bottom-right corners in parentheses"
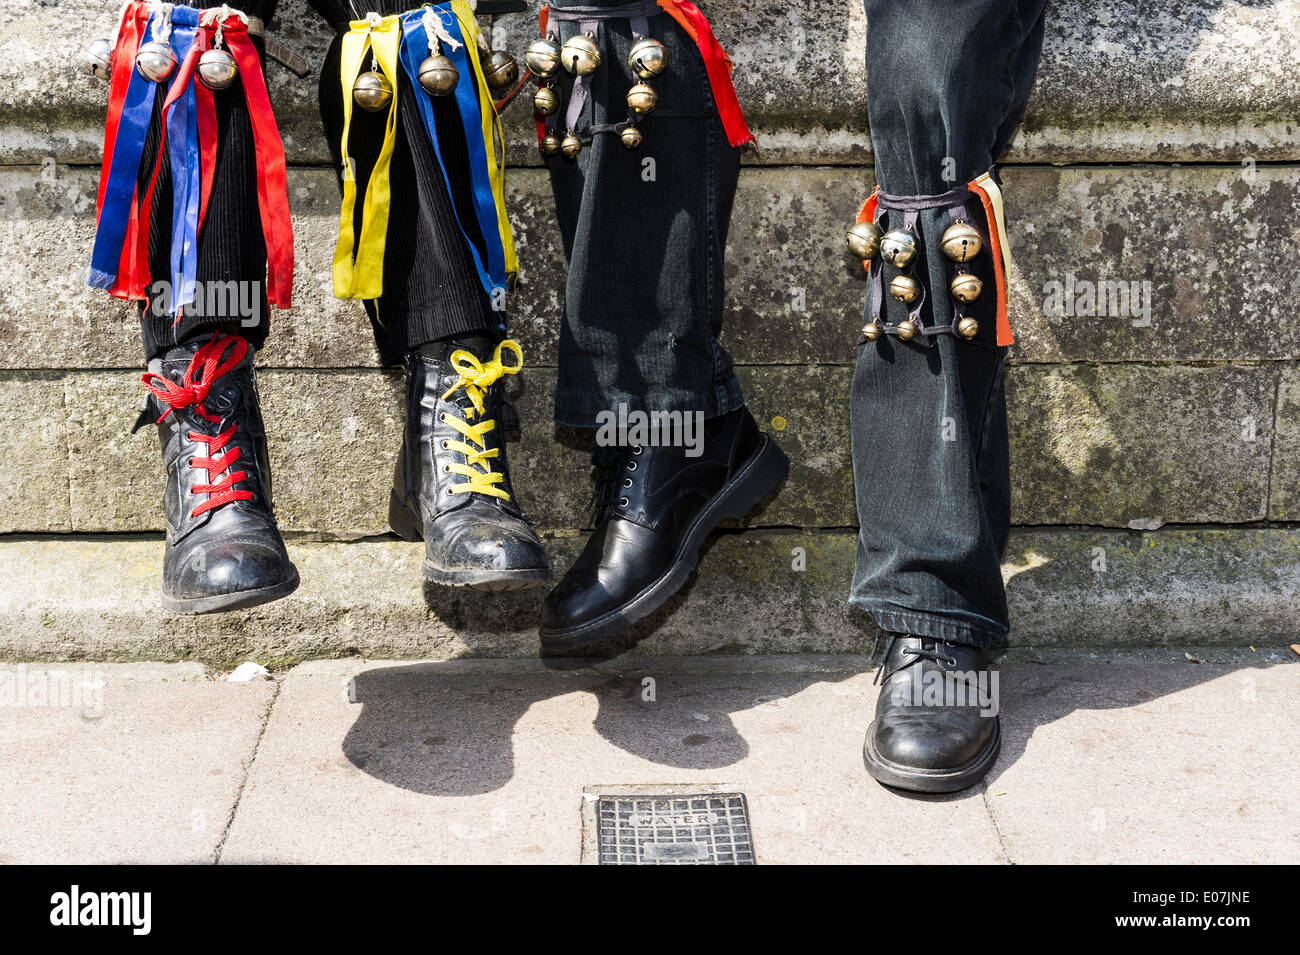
top-left (137, 0), bottom-right (498, 362)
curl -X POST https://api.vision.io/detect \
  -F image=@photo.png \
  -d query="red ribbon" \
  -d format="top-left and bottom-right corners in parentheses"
top-left (655, 0), bottom-right (754, 149)
top-left (224, 22), bottom-right (293, 309)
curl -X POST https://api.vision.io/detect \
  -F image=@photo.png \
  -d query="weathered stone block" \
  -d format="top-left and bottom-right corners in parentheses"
top-left (0, 371), bottom-right (69, 532)
top-left (1007, 363), bottom-right (1276, 527)
top-left (1269, 364), bottom-right (1300, 520)
top-left (5, 1), bottom-right (1299, 164)
top-left (8, 165), bottom-right (1300, 370)
top-left (6, 362), bottom-right (1280, 533)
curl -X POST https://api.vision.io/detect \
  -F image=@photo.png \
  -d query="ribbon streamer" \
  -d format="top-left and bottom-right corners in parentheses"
top-left (334, 2), bottom-right (517, 305)
top-left (88, 2), bottom-right (293, 312)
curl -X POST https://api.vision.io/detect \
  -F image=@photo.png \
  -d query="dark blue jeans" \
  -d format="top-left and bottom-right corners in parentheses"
top-left (543, 1), bottom-right (745, 427)
top-left (850, 0), bottom-right (1047, 648)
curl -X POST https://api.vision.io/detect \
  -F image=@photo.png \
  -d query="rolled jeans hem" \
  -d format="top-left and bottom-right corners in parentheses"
top-left (852, 601), bottom-right (1006, 650)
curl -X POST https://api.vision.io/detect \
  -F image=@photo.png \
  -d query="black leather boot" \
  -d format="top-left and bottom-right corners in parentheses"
top-left (540, 405), bottom-right (789, 651)
top-left (863, 634), bottom-right (1001, 793)
top-left (139, 332), bottom-right (298, 614)
top-left (388, 338), bottom-right (551, 590)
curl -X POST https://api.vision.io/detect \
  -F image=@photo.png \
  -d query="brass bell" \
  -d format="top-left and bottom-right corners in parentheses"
top-left (353, 70), bottom-right (393, 111)
top-left (560, 131), bottom-right (582, 159)
top-left (846, 220), bottom-right (882, 260)
top-left (626, 81), bottom-right (657, 115)
top-left (524, 37), bottom-right (561, 78)
top-left (87, 37), bottom-right (113, 81)
top-left (941, 220), bottom-right (982, 262)
top-left (533, 84), bottom-right (559, 116)
top-left (135, 40), bottom-right (178, 83)
top-left (620, 125), bottom-right (643, 149)
top-left (540, 133), bottom-right (561, 157)
top-left (483, 50), bottom-right (518, 91)
top-left (627, 36), bottom-right (668, 79)
top-left (956, 316), bottom-right (980, 340)
top-left (950, 271), bottom-right (983, 303)
top-left (889, 273), bottom-right (921, 305)
top-left (861, 321), bottom-right (883, 342)
top-left (896, 319), bottom-right (918, 342)
top-left (880, 229), bottom-right (918, 268)
top-left (197, 48), bottom-right (238, 91)
top-left (561, 33), bottom-right (600, 76)
top-left (418, 54), bottom-right (459, 95)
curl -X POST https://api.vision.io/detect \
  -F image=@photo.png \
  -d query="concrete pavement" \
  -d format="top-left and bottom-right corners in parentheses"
top-left (1, 651), bottom-right (1296, 864)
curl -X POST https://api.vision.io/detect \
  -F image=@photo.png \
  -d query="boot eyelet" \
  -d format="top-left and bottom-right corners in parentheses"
top-left (618, 496), bottom-right (629, 507)
top-left (627, 461), bottom-right (637, 471)
top-left (632, 446), bottom-right (642, 454)
top-left (443, 464), bottom-right (451, 472)
top-left (623, 478), bottom-right (632, 487)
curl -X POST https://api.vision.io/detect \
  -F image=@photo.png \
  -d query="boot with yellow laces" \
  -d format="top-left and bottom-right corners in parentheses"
top-left (388, 336), bottom-right (552, 590)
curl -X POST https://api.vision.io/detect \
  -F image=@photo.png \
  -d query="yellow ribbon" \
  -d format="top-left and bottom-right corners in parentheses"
top-left (333, 14), bottom-right (403, 300)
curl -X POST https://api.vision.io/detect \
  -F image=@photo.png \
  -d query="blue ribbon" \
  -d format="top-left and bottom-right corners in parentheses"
top-left (88, 8), bottom-right (202, 315)
top-left (398, 7), bottom-right (507, 305)
top-left (165, 9), bottom-right (201, 313)
top-left (86, 12), bottom-right (162, 291)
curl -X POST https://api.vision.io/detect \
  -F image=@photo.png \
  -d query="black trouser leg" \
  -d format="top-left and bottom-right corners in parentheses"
top-left (543, 7), bottom-right (744, 427)
top-left (849, 0), bottom-right (1047, 648)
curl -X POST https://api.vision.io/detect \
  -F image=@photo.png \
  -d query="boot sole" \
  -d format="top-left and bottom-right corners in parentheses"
top-left (539, 434), bottom-right (790, 652)
top-left (391, 492), bottom-right (551, 591)
top-left (422, 561), bottom-right (552, 591)
top-left (162, 567), bottom-right (300, 616)
top-left (862, 717), bottom-right (1001, 794)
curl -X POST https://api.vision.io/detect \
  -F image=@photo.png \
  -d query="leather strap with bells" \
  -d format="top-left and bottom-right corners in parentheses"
top-left (536, 0), bottom-right (753, 149)
top-left (860, 175), bottom-right (1012, 348)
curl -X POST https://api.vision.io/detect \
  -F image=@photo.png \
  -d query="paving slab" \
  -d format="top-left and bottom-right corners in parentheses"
top-left (219, 657), bottom-right (1005, 864)
top-left (0, 663), bottom-right (275, 864)
top-left (986, 658), bottom-right (1300, 864)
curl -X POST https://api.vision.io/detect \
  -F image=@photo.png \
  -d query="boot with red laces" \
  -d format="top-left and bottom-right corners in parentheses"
top-left (138, 332), bottom-right (298, 614)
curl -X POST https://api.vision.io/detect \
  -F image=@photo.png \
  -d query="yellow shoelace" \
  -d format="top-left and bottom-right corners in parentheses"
top-left (439, 339), bottom-right (523, 500)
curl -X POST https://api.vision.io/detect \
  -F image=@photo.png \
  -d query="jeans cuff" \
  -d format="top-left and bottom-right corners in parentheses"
top-left (853, 603), bottom-right (1006, 650)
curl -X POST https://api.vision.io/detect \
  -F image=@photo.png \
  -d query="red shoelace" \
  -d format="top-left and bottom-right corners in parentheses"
top-left (141, 333), bottom-right (254, 519)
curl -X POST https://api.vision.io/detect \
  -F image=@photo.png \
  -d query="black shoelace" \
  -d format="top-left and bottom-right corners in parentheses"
top-left (872, 633), bottom-right (959, 686)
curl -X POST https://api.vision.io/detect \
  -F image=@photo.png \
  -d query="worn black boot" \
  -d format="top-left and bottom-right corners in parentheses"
top-left (540, 406), bottom-right (789, 651)
top-left (388, 338), bottom-right (551, 590)
top-left (863, 634), bottom-right (1001, 793)
top-left (139, 332), bottom-right (298, 614)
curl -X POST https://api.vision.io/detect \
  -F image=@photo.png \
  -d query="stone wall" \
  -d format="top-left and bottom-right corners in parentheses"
top-left (1, 0), bottom-right (1297, 660)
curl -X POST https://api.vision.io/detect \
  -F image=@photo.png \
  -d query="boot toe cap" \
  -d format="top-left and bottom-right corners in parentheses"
top-left (430, 511), bottom-right (551, 574)
top-left (872, 712), bottom-right (996, 772)
top-left (172, 537), bottom-right (295, 600)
